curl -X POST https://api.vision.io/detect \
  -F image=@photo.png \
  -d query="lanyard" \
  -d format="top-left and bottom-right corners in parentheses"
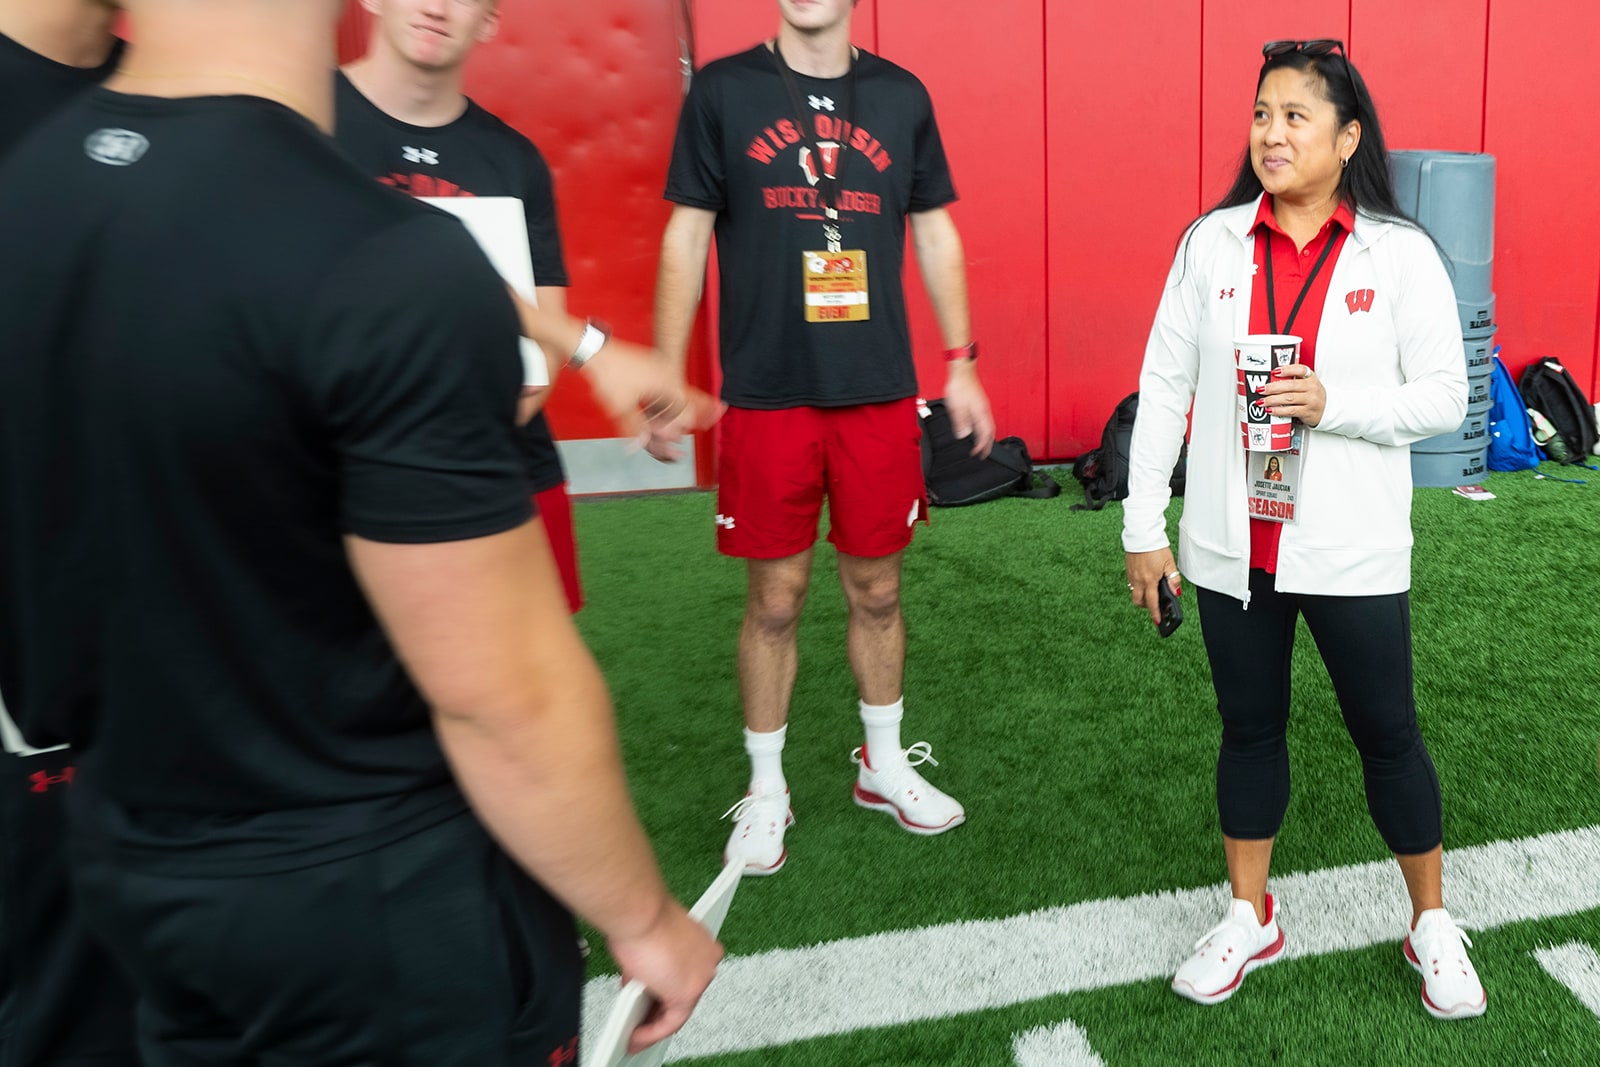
top-left (1263, 225), bottom-right (1340, 337)
top-left (771, 41), bottom-right (857, 251)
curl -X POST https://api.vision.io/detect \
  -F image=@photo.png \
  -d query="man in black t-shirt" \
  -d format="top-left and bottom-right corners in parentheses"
top-left (0, 4), bottom-right (138, 1064)
top-left (338, 0), bottom-right (585, 609)
top-left (337, 1), bottom-right (719, 612)
top-left (0, 1), bottom-right (718, 1062)
top-left (656, 0), bottom-right (995, 876)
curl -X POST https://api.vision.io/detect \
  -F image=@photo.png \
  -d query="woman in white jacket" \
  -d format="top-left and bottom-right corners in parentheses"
top-left (1123, 41), bottom-right (1482, 1019)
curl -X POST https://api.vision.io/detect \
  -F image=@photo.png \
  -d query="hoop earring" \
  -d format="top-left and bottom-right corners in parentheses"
top-left (1340, 157), bottom-right (1349, 169)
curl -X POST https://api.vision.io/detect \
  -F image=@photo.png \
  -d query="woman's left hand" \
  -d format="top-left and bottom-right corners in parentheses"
top-left (1258, 364), bottom-right (1326, 427)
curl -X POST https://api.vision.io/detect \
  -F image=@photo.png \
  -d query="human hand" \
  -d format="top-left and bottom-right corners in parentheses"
top-left (942, 361), bottom-right (995, 457)
top-left (608, 902), bottom-right (724, 1053)
top-left (1258, 364), bottom-right (1326, 427)
top-left (1125, 549), bottom-right (1181, 628)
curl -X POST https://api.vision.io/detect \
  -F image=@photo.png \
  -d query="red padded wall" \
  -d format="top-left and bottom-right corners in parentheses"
top-left (876, 1), bottom-right (1047, 451)
top-left (1351, 0), bottom-right (1487, 154)
top-left (335, 1), bottom-right (1600, 467)
top-left (1046, 1), bottom-right (1201, 457)
top-left (1484, 0), bottom-right (1600, 395)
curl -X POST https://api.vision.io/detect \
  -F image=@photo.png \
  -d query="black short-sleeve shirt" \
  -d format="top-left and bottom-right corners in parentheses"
top-left (0, 91), bottom-right (533, 872)
top-left (334, 71), bottom-right (571, 494)
top-left (665, 45), bottom-right (957, 408)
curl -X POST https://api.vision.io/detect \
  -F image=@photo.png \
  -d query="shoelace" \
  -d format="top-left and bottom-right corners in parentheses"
top-left (1415, 914), bottom-right (1475, 963)
top-left (850, 741), bottom-right (940, 769)
top-left (1193, 913), bottom-right (1259, 952)
top-left (721, 792), bottom-right (785, 822)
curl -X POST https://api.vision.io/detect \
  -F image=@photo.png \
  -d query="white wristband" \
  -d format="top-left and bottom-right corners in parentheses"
top-left (568, 322), bottom-right (607, 369)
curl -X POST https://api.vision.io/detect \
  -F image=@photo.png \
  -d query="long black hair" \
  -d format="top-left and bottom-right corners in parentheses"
top-left (1212, 49), bottom-right (1408, 221)
top-left (1176, 48), bottom-right (1433, 271)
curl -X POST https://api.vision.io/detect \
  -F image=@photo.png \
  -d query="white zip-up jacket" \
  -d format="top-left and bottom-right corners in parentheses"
top-left (1122, 195), bottom-right (1468, 605)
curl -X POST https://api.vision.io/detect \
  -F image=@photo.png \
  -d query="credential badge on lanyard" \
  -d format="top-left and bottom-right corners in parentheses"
top-left (773, 42), bottom-right (872, 323)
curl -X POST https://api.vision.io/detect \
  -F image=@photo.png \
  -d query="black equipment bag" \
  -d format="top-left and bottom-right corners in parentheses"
top-left (919, 399), bottom-right (1060, 507)
top-left (1070, 392), bottom-right (1187, 511)
top-left (1519, 357), bottom-right (1597, 463)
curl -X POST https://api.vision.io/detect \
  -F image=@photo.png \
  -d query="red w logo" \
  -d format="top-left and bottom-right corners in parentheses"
top-left (1345, 289), bottom-right (1376, 314)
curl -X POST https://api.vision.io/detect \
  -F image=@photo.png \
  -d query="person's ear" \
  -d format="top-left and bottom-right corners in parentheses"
top-left (477, 7), bottom-right (500, 44)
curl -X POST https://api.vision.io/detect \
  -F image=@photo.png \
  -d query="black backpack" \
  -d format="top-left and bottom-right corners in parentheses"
top-left (1519, 357), bottom-right (1597, 463)
top-left (919, 398), bottom-right (1060, 506)
top-left (1070, 392), bottom-right (1187, 511)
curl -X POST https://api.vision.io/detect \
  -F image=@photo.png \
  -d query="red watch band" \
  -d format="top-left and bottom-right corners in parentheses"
top-left (944, 342), bottom-right (977, 362)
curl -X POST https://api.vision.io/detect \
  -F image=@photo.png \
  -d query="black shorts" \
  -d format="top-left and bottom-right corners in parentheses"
top-left (70, 809), bottom-right (582, 1067)
top-left (0, 749), bottom-right (137, 1067)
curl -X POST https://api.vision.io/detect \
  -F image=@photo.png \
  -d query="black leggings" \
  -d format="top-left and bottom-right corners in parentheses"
top-left (1196, 568), bottom-right (1443, 855)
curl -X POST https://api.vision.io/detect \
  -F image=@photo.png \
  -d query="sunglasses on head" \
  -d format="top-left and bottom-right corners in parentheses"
top-left (1261, 39), bottom-right (1360, 116)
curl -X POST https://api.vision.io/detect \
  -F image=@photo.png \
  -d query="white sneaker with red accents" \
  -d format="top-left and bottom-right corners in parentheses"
top-left (1171, 894), bottom-right (1287, 1005)
top-left (851, 742), bottom-right (965, 835)
top-left (721, 787), bottom-right (792, 877)
top-left (1404, 908), bottom-right (1486, 1019)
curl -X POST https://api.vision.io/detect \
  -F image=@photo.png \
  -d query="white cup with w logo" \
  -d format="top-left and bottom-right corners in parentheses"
top-left (1235, 334), bottom-right (1301, 451)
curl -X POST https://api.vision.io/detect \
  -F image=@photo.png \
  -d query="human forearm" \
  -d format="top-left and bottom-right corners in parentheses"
top-left (510, 287), bottom-right (584, 377)
top-left (432, 652), bottom-right (672, 941)
top-left (653, 207), bottom-right (715, 377)
top-left (911, 209), bottom-right (971, 350)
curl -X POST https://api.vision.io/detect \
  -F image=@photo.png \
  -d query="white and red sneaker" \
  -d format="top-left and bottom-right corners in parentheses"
top-left (1404, 908), bottom-right (1486, 1019)
top-left (721, 787), bottom-right (792, 877)
top-left (1171, 894), bottom-right (1287, 1005)
top-left (851, 742), bottom-right (965, 835)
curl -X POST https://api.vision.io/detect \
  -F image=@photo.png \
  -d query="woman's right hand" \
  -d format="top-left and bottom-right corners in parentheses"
top-left (1125, 549), bottom-right (1180, 628)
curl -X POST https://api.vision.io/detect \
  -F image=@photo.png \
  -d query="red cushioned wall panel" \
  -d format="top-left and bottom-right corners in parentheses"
top-left (1200, 1), bottom-right (1348, 208)
top-left (1485, 0), bottom-right (1600, 396)
top-left (873, 1), bottom-right (1047, 454)
top-left (1045, 1), bottom-right (1202, 457)
top-left (1350, 0), bottom-right (1486, 155)
top-left (336, 0), bottom-right (1598, 468)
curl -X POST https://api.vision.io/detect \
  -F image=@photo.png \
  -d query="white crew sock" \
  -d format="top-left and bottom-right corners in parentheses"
top-left (859, 698), bottom-right (905, 770)
top-left (744, 725), bottom-right (788, 796)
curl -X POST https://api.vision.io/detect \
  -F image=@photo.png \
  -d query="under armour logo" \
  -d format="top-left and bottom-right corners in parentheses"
top-left (1219, 288), bottom-right (1235, 300)
top-left (402, 146), bottom-right (439, 165)
top-left (1345, 288), bottom-right (1376, 314)
top-left (715, 514), bottom-right (736, 530)
top-left (808, 95), bottom-right (836, 111)
top-left (84, 128), bottom-right (149, 166)
top-left (547, 1038), bottom-right (578, 1067)
top-left (28, 768), bottom-right (75, 793)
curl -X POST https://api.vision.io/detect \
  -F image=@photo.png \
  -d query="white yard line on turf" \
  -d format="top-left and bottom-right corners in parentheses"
top-left (581, 826), bottom-right (1600, 1061)
top-left (1012, 1020), bottom-right (1105, 1067)
top-left (1533, 941), bottom-right (1600, 1019)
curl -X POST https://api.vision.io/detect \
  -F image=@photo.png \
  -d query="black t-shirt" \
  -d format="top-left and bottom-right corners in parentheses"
top-left (334, 71), bottom-right (571, 494)
top-left (665, 45), bottom-right (957, 409)
top-left (0, 30), bottom-right (123, 154)
top-left (0, 91), bottom-right (533, 873)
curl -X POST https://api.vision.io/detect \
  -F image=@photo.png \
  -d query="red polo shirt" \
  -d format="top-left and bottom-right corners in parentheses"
top-left (1247, 194), bottom-right (1356, 572)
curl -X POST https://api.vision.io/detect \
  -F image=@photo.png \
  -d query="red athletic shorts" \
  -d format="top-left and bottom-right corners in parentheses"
top-left (533, 484), bottom-right (583, 614)
top-left (716, 399), bottom-right (928, 560)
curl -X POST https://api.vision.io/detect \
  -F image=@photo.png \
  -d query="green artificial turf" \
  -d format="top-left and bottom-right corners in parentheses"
top-left (572, 463), bottom-right (1600, 1066)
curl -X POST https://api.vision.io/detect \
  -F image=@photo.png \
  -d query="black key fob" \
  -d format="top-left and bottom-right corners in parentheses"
top-left (1157, 575), bottom-right (1183, 638)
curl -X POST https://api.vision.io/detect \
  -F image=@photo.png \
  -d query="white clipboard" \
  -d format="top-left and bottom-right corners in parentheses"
top-left (584, 862), bottom-right (742, 1067)
top-left (416, 196), bottom-right (549, 388)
